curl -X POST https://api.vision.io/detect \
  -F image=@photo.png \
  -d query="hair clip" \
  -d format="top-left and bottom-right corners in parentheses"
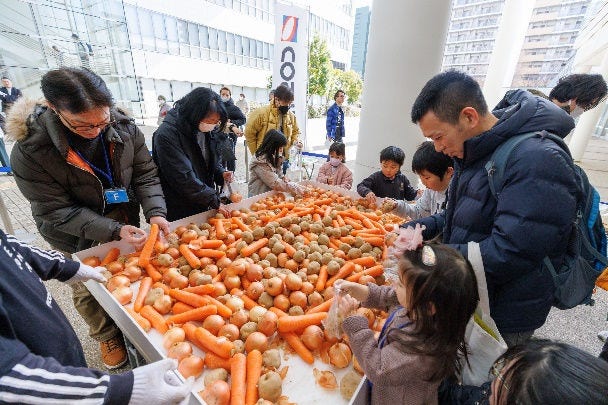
top-left (421, 245), bottom-right (436, 266)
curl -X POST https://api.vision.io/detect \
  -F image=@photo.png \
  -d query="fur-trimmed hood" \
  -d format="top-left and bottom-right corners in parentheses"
top-left (5, 97), bottom-right (43, 142)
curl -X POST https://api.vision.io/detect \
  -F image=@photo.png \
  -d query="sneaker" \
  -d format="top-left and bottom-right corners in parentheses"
top-left (599, 330), bottom-right (608, 342)
top-left (100, 335), bottom-right (128, 369)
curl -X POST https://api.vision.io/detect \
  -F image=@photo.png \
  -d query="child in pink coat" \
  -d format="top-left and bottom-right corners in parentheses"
top-left (316, 142), bottom-right (352, 189)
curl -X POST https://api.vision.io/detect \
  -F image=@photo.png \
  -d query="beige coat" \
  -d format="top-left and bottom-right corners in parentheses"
top-left (245, 101), bottom-right (300, 158)
top-left (248, 155), bottom-right (301, 197)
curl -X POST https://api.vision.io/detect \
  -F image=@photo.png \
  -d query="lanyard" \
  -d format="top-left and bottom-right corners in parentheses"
top-left (378, 306), bottom-right (412, 349)
top-left (70, 134), bottom-right (115, 188)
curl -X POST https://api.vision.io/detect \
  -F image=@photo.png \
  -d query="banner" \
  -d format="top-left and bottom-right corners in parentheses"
top-left (273, 1), bottom-right (309, 144)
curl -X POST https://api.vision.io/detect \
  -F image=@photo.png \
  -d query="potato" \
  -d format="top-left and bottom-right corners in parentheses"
top-left (203, 368), bottom-right (228, 387)
top-left (317, 234), bottom-right (330, 246)
top-left (300, 221), bottom-right (310, 231)
top-left (271, 243), bottom-right (285, 255)
top-left (354, 237), bottom-right (365, 248)
top-left (282, 231), bottom-right (295, 244)
top-left (339, 243), bottom-right (351, 253)
top-left (308, 251), bottom-right (323, 264)
top-left (156, 253), bottom-right (173, 267)
top-left (262, 349), bottom-right (281, 369)
top-left (360, 242), bottom-right (373, 253)
top-left (321, 216), bottom-right (333, 227)
top-left (264, 225), bottom-right (276, 238)
top-left (258, 371), bottom-right (282, 402)
top-left (288, 305), bottom-right (304, 316)
top-left (347, 248), bottom-right (362, 259)
top-left (321, 252), bottom-right (333, 264)
top-left (326, 260), bottom-right (341, 276)
top-left (179, 265), bottom-right (192, 277)
top-left (306, 261), bottom-right (321, 275)
top-left (144, 288), bottom-right (164, 306)
top-left (310, 223), bottom-right (324, 234)
top-left (252, 228), bottom-right (265, 240)
top-left (293, 250), bottom-right (306, 263)
top-left (279, 217), bottom-right (292, 228)
top-left (266, 253), bottom-right (278, 267)
top-left (340, 370), bottom-right (362, 400)
top-left (289, 224), bottom-right (302, 235)
top-left (200, 222), bottom-right (212, 230)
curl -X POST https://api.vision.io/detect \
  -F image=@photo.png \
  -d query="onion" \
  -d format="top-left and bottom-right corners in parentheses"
top-left (239, 321), bottom-right (258, 341)
top-left (212, 281), bottom-right (227, 297)
top-left (248, 306), bottom-right (267, 323)
top-left (167, 341), bottom-right (192, 361)
top-left (203, 264), bottom-right (219, 278)
top-left (273, 294), bottom-right (290, 312)
top-left (180, 229), bottom-right (198, 243)
top-left (199, 380), bottom-right (230, 405)
top-left (245, 331), bottom-right (269, 353)
top-left (202, 314), bottom-right (225, 336)
top-left (329, 342), bottom-right (352, 368)
top-left (153, 295), bottom-right (172, 315)
top-left (169, 274), bottom-right (189, 289)
top-left (165, 247), bottom-right (180, 259)
top-left (301, 325), bottom-right (324, 350)
top-left (265, 277), bottom-right (284, 296)
top-left (121, 265), bottom-right (142, 283)
top-left (216, 256), bottom-right (232, 269)
top-left (356, 307), bottom-right (376, 328)
top-left (289, 290), bottom-right (307, 309)
top-left (285, 273), bottom-right (303, 291)
top-left (178, 355), bottom-right (204, 378)
top-left (106, 261), bottom-right (124, 275)
top-left (230, 192), bottom-right (243, 203)
top-left (227, 259), bottom-right (248, 276)
top-left (245, 263), bottom-right (263, 282)
top-left (225, 296), bottom-right (244, 312)
top-left (230, 309), bottom-right (249, 328)
top-left (162, 327), bottom-right (186, 350)
top-left (82, 256), bottom-right (101, 267)
top-left (111, 286), bottom-right (132, 305)
top-left (106, 275), bottom-right (130, 292)
top-left (257, 310), bottom-right (278, 337)
top-left (223, 275), bottom-right (241, 291)
top-left (246, 281), bottom-right (264, 300)
top-left (307, 291), bottom-right (324, 308)
top-left (218, 323), bottom-right (240, 341)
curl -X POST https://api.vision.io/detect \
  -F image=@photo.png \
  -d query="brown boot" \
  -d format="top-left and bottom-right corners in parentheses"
top-left (100, 335), bottom-right (128, 369)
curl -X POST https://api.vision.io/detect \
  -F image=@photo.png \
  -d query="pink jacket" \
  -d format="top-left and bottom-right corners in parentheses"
top-left (316, 162), bottom-right (353, 190)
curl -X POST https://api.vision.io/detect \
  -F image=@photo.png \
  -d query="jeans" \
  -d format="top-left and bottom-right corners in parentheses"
top-left (282, 159), bottom-right (290, 175)
top-left (0, 137), bottom-right (10, 170)
top-left (501, 330), bottom-right (535, 348)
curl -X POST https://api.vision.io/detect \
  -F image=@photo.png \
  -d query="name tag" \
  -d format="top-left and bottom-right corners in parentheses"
top-left (104, 188), bottom-right (129, 204)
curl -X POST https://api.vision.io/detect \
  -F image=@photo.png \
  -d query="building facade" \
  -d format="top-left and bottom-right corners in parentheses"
top-left (351, 6), bottom-right (370, 79)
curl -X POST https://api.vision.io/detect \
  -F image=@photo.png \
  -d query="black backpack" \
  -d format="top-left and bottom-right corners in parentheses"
top-left (485, 131), bottom-right (608, 309)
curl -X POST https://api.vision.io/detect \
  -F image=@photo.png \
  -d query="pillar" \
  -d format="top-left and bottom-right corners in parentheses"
top-left (568, 51), bottom-right (608, 162)
top-left (482, 0), bottom-right (534, 108)
top-left (354, 1), bottom-right (452, 186)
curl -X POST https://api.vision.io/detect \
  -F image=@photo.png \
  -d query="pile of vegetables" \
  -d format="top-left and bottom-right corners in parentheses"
top-left (84, 187), bottom-right (405, 404)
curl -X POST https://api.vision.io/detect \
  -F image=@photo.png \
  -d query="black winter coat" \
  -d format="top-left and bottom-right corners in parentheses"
top-left (152, 108), bottom-right (225, 221)
top-left (357, 171), bottom-right (418, 201)
top-left (223, 98), bottom-right (246, 127)
top-left (407, 91), bottom-right (580, 333)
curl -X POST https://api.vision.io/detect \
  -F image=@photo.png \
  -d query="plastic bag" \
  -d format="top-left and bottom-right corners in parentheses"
top-left (323, 288), bottom-right (344, 340)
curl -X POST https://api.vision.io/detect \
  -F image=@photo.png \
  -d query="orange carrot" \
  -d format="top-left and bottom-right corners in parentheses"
top-left (270, 207), bottom-right (289, 222)
top-left (138, 223), bottom-right (159, 267)
top-left (347, 264), bottom-right (384, 282)
top-left (295, 208), bottom-right (314, 217)
top-left (143, 263), bottom-right (162, 282)
top-left (306, 297), bottom-right (335, 314)
top-left (211, 218), bottom-right (228, 240)
top-left (202, 295), bottom-right (233, 318)
top-left (326, 262), bottom-right (356, 287)
top-left (269, 306), bottom-right (289, 318)
top-left (281, 332), bottom-right (314, 364)
top-left (312, 213), bottom-right (322, 222)
top-left (166, 305), bottom-right (217, 325)
top-left (316, 265), bottom-right (328, 292)
top-left (179, 244), bottom-right (201, 269)
top-left (182, 322), bottom-right (201, 348)
top-left (277, 312), bottom-right (328, 333)
top-left (314, 198), bottom-right (333, 206)
top-left (336, 214), bottom-right (346, 227)
top-left (194, 327), bottom-right (234, 359)
top-left (231, 217), bottom-right (251, 232)
top-left (204, 351), bottom-right (232, 371)
top-left (340, 236), bottom-right (356, 245)
top-left (133, 276), bottom-right (153, 312)
top-left (352, 228), bottom-right (384, 236)
top-left (140, 305), bottom-right (168, 334)
top-left (200, 239), bottom-right (224, 249)
top-left (231, 289), bottom-right (258, 310)
top-left (193, 248), bottom-right (226, 259)
top-left (245, 350), bottom-right (263, 405)
top-left (362, 237), bottom-right (384, 248)
top-left (183, 284), bottom-right (216, 295)
top-left (323, 205), bottom-right (332, 218)
top-left (343, 217), bottom-right (364, 230)
top-left (172, 301), bottom-right (195, 315)
top-left (240, 238), bottom-right (269, 257)
top-left (125, 307), bottom-right (151, 332)
top-left (230, 353), bottom-right (247, 405)
top-left (100, 247), bottom-right (120, 266)
top-left (361, 217), bottom-right (374, 229)
top-left (350, 256), bottom-right (377, 267)
top-left (168, 288), bottom-right (207, 308)
top-left (282, 241), bottom-right (296, 257)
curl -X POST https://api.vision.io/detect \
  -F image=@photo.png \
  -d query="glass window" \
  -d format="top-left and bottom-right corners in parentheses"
top-left (199, 25), bottom-right (210, 59)
top-left (188, 23), bottom-right (200, 58)
top-left (177, 20), bottom-right (190, 56)
top-left (226, 32), bottom-right (235, 64)
top-left (208, 27), bottom-right (219, 61)
top-left (218, 30), bottom-right (227, 62)
top-left (125, 6), bottom-right (142, 49)
top-left (234, 35), bottom-right (243, 65)
top-left (165, 16), bottom-right (179, 55)
top-left (152, 13), bottom-right (168, 53)
top-left (139, 9), bottom-right (155, 51)
top-left (173, 81), bottom-right (192, 100)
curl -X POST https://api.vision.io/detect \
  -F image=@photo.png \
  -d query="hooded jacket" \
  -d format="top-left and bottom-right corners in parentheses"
top-left (326, 102), bottom-right (345, 140)
top-left (407, 90), bottom-right (580, 333)
top-left (244, 100), bottom-right (300, 158)
top-left (152, 108), bottom-right (225, 221)
top-left (6, 98), bottom-right (166, 253)
top-left (222, 97), bottom-right (246, 128)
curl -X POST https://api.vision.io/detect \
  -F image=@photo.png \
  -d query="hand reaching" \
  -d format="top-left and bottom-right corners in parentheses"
top-left (365, 192), bottom-right (377, 206)
top-left (150, 216), bottom-right (170, 236)
top-left (334, 280), bottom-right (370, 302)
top-left (129, 358), bottom-right (194, 405)
top-left (119, 225), bottom-right (147, 250)
top-left (66, 263), bottom-right (107, 284)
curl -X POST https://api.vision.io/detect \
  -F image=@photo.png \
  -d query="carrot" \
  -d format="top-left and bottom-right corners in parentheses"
top-left (295, 208), bottom-right (315, 217)
top-left (282, 241), bottom-right (296, 257)
top-left (179, 244), bottom-right (201, 269)
top-left (168, 288), bottom-right (207, 308)
top-left (202, 295), bottom-right (233, 318)
top-left (269, 306), bottom-right (288, 318)
top-left (347, 265), bottom-right (384, 282)
top-left (231, 353), bottom-right (247, 405)
top-left (133, 276), bottom-right (153, 312)
top-left (326, 261), bottom-right (356, 287)
top-left (100, 247), bottom-right (120, 266)
top-left (194, 327), bottom-right (234, 358)
top-left (231, 217), bottom-right (251, 232)
top-left (125, 307), bottom-right (151, 332)
top-left (270, 207), bottom-right (289, 222)
top-left (312, 213), bottom-right (321, 222)
top-left (182, 322), bottom-right (202, 348)
top-left (350, 256), bottom-right (377, 267)
top-left (172, 301), bottom-right (195, 315)
top-left (277, 312), bottom-right (328, 333)
top-left (143, 263), bottom-right (162, 282)
top-left (306, 297), bottom-right (335, 314)
top-left (281, 332), bottom-right (314, 364)
top-left (314, 198), bottom-right (333, 206)
top-left (343, 217), bottom-right (364, 230)
top-left (231, 289), bottom-right (258, 310)
top-left (240, 238), bottom-right (269, 257)
top-left (362, 237), bottom-right (385, 248)
top-left (152, 281), bottom-right (170, 294)
top-left (336, 214), bottom-right (346, 227)
top-left (183, 284), bottom-right (216, 295)
top-left (166, 305), bottom-right (217, 325)
top-left (361, 217), bottom-right (374, 229)
top-left (200, 239), bottom-right (224, 249)
top-left (138, 223), bottom-right (159, 267)
top-left (245, 350), bottom-right (263, 405)
top-left (193, 248), bottom-right (226, 259)
top-left (352, 228), bottom-right (384, 236)
top-left (211, 218), bottom-right (228, 240)
top-left (204, 352), bottom-right (232, 371)
top-left (140, 305), bottom-right (168, 334)
top-left (316, 265), bottom-right (328, 292)
top-left (332, 219), bottom-right (340, 228)
top-left (340, 236), bottom-right (356, 245)
top-left (328, 239), bottom-right (340, 250)
top-left (323, 205), bottom-right (332, 218)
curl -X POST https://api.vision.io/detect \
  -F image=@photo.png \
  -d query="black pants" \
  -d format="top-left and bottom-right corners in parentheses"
top-left (601, 339), bottom-right (608, 362)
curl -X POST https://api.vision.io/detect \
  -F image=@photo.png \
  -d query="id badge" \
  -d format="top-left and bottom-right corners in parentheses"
top-left (104, 188), bottom-right (129, 204)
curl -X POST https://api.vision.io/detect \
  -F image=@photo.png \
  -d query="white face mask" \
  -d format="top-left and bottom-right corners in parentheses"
top-left (329, 157), bottom-right (342, 167)
top-left (221, 95), bottom-right (230, 103)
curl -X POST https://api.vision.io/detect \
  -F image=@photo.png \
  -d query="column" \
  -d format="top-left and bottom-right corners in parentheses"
top-left (354, 0), bottom-right (452, 186)
top-left (482, 0), bottom-right (534, 108)
top-left (568, 51), bottom-right (608, 162)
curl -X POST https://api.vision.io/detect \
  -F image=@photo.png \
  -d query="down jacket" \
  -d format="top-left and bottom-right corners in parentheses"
top-left (326, 102), bottom-right (345, 140)
top-left (407, 90), bottom-right (580, 333)
top-left (245, 101), bottom-right (300, 158)
top-left (152, 108), bottom-right (225, 221)
top-left (7, 98), bottom-right (166, 253)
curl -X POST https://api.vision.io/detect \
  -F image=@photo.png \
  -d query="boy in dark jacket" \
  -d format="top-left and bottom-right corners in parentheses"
top-left (357, 145), bottom-right (418, 205)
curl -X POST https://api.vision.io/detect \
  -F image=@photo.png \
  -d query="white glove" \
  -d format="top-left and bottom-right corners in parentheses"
top-left (129, 359), bottom-right (194, 405)
top-left (66, 263), bottom-right (107, 284)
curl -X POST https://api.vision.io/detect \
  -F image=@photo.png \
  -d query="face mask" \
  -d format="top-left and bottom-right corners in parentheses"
top-left (329, 157), bottom-right (342, 167)
top-left (221, 96), bottom-right (230, 103)
top-left (570, 106), bottom-right (584, 119)
top-left (278, 105), bottom-right (289, 114)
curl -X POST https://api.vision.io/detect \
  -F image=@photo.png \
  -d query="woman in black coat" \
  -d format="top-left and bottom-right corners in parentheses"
top-left (219, 87), bottom-right (246, 172)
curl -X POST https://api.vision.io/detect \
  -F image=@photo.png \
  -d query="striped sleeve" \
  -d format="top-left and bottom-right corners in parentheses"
top-left (0, 351), bottom-right (132, 405)
top-left (4, 233), bottom-right (79, 282)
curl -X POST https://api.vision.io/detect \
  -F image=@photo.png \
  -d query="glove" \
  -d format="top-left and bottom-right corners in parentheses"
top-left (129, 358), bottom-right (194, 405)
top-left (66, 263), bottom-right (107, 284)
top-left (290, 183), bottom-right (306, 197)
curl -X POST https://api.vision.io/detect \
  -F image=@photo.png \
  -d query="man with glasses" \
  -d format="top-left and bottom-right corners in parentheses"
top-left (5, 67), bottom-right (169, 370)
top-left (326, 89), bottom-right (346, 144)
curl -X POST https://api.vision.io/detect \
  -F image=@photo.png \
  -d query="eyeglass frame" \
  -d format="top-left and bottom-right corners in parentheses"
top-left (54, 109), bottom-right (115, 132)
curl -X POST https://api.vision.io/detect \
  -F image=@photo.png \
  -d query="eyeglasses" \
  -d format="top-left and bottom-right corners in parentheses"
top-left (491, 358), bottom-right (510, 392)
top-left (55, 109), bottom-right (114, 132)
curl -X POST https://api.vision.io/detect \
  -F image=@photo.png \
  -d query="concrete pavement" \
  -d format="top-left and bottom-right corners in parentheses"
top-left (0, 118), bottom-right (606, 375)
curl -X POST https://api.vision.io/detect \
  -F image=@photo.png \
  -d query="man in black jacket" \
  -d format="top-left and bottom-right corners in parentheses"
top-left (219, 87), bottom-right (246, 172)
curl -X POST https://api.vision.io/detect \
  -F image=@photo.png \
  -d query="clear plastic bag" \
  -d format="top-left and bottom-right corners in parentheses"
top-left (322, 289), bottom-right (344, 340)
